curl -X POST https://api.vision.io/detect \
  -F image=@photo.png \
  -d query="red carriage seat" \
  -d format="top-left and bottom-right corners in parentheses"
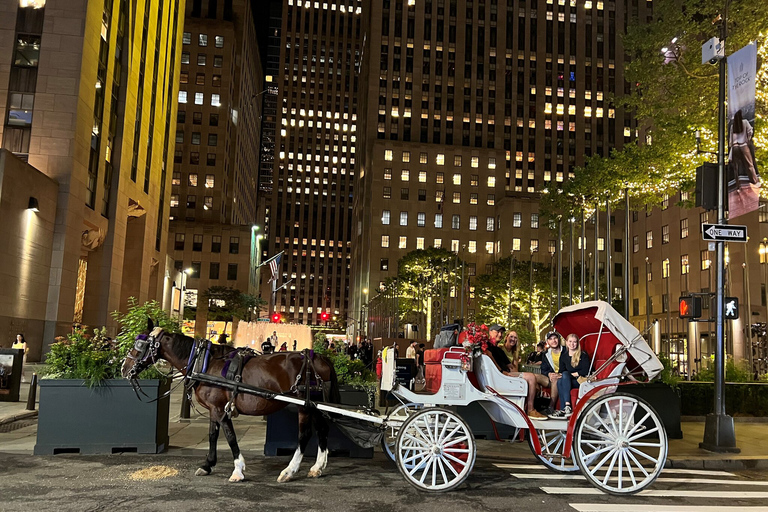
top-left (423, 348), bottom-right (466, 394)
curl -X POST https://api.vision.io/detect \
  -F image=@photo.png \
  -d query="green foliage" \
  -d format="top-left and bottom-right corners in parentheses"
top-left (656, 353), bottom-right (681, 389)
top-left (202, 286), bottom-right (266, 328)
top-left (42, 327), bottom-right (117, 387)
top-left (679, 381), bottom-right (768, 416)
top-left (313, 334), bottom-right (376, 393)
top-left (694, 357), bottom-right (756, 383)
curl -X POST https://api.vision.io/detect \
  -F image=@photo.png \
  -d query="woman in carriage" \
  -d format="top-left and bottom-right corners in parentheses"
top-left (547, 333), bottom-right (590, 419)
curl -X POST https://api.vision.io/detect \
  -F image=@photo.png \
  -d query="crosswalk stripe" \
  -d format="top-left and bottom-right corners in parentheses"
top-left (511, 473), bottom-right (768, 486)
top-left (543, 488), bottom-right (768, 498)
top-left (493, 463), bottom-right (736, 477)
top-left (569, 505), bottom-right (768, 512)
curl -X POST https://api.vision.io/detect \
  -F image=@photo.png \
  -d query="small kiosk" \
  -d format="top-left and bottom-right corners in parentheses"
top-left (0, 348), bottom-right (24, 402)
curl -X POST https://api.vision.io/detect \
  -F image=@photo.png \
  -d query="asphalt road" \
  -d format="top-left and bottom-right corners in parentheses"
top-left (1, 452), bottom-right (768, 512)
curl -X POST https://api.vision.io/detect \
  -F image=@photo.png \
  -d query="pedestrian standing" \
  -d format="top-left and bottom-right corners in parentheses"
top-left (12, 334), bottom-right (27, 383)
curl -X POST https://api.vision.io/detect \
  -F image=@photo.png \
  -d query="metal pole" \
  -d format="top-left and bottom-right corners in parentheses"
top-left (744, 260), bottom-right (754, 374)
top-left (529, 250), bottom-right (534, 330)
top-left (25, 373), bottom-right (37, 411)
top-left (606, 198), bottom-right (612, 304)
top-left (645, 257), bottom-right (651, 330)
top-left (557, 219), bottom-right (563, 311)
top-left (508, 250), bottom-right (514, 327)
top-left (581, 207), bottom-right (586, 302)
top-left (701, 12), bottom-right (738, 452)
top-left (625, 188), bottom-right (631, 319)
top-left (460, 246), bottom-right (466, 323)
top-left (569, 218), bottom-right (575, 305)
top-left (594, 203), bottom-right (600, 300)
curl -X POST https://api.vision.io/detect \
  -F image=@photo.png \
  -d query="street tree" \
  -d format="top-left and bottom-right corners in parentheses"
top-left (202, 286), bottom-right (266, 335)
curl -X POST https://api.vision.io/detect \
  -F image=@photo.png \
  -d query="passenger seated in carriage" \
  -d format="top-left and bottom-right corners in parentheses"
top-left (547, 333), bottom-right (590, 419)
top-left (486, 325), bottom-right (548, 420)
top-left (538, 331), bottom-right (564, 416)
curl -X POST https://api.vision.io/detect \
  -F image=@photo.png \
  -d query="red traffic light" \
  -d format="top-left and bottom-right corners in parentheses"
top-left (320, 312), bottom-right (329, 321)
top-left (271, 313), bottom-right (281, 323)
top-left (679, 296), bottom-right (702, 319)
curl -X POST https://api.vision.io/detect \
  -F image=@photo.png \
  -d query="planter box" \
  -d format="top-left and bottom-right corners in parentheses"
top-left (678, 381), bottom-right (768, 417)
top-left (622, 382), bottom-right (683, 439)
top-left (263, 386), bottom-right (374, 458)
top-left (34, 379), bottom-right (170, 455)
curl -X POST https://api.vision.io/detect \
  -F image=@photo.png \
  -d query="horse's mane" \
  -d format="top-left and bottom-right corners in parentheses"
top-left (166, 331), bottom-right (236, 361)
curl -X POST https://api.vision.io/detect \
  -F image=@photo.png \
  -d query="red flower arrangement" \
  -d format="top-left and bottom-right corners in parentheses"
top-left (464, 322), bottom-right (491, 351)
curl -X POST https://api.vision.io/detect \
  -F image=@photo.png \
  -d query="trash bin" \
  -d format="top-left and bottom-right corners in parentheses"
top-left (0, 348), bottom-right (24, 402)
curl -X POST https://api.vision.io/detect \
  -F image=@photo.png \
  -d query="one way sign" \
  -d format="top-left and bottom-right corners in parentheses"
top-left (702, 223), bottom-right (748, 243)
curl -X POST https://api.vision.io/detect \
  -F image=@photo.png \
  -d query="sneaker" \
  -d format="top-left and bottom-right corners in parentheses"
top-left (541, 407), bottom-right (554, 417)
top-left (527, 409), bottom-right (548, 420)
top-left (548, 409), bottom-right (568, 420)
top-left (563, 405), bottom-right (573, 418)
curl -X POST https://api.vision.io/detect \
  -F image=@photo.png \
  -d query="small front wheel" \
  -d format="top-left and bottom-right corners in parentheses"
top-left (382, 402), bottom-right (423, 462)
top-left (395, 407), bottom-right (476, 492)
top-left (573, 393), bottom-right (667, 495)
top-left (529, 428), bottom-right (580, 473)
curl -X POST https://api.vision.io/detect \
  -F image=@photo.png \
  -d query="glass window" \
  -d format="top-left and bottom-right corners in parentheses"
top-left (434, 214), bottom-right (443, 228)
top-left (471, 156), bottom-right (479, 168)
top-left (418, 171), bottom-right (427, 182)
top-left (470, 193), bottom-right (478, 205)
top-left (531, 239), bottom-right (539, 252)
top-left (194, 92), bottom-right (204, 105)
top-left (175, 130), bottom-right (184, 143)
top-left (204, 196), bottom-right (213, 209)
top-left (662, 259), bottom-right (670, 278)
top-left (487, 176), bottom-right (496, 187)
top-left (205, 175), bottom-right (215, 188)
top-left (180, 72), bottom-right (189, 84)
top-left (400, 188), bottom-right (409, 200)
top-left (384, 168), bottom-right (392, 180)
top-left (512, 238), bottom-right (521, 251)
top-left (385, 149), bottom-right (393, 161)
top-left (402, 151), bottom-right (410, 162)
top-left (229, 237), bottom-right (240, 254)
top-left (633, 235), bottom-right (639, 253)
top-left (416, 237), bottom-right (425, 249)
top-left (380, 258), bottom-right (389, 271)
top-left (701, 250), bottom-right (710, 270)
top-left (215, 35), bottom-right (224, 48)
top-left (14, 35), bottom-right (41, 67)
top-left (186, 195), bottom-right (196, 208)
top-left (400, 211), bottom-right (408, 226)
top-left (452, 192), bottom-right (461, 203)
top-left (487, 217), bottom-right (495, 231)
top-left (199, 34), bottom-right (208, 46)
top-left (174, 233), bottom-right (185, 250)
top-left (212, 75), bottom-right (221, 87)
top-left (419, 152), bottom-right (428, 164)
top-left (469, 216), bottom-right (477, 230)
top-left (193, 234), bottom-right (203, 251)
top-left (189, 173), bottom-right (198, 186)
top-left (436, 153), bottom-right (445, 165)
top-left (208, 133), bottom-right (217, 146)
top-left (453, 173), bottom-right (461, 185)
top-left (381, 210), bottom-right (390, 225)
top-left (489, 157), bottom-right (496, 169)
top-left (468, 241), bottom-right (477, 253)
top-left (513, 213), bottom-right (522, 228)
top-left (487, 194), bottom-right (495, 206)
top-left (191, 132), bottom-right (201, 145)
top-left (452, 215), bottom-right (460, 229)
top-left (172, 172), bottom-right (181, 186)
top-left (211, 94), bottom-right (221, 106)
top-left (680, 218), bottom-right (688, 239)
top-left (434, 239), bottom-right (442, 248)
top-left (470, 175), bottom-right (479, 186)
top-left (486, 241), bottom-right (495, 254)
top-left (170, 195), bottom-right (179, 207)
top-left (417, 212), bottom-right (426, 227)
top-left (381, 235), bottom-right (390, 248)
top-left (646, 230), bottom-right (653, 249)
top-left (178, 91), bottom-right (188, 103)
top-left (454, 155), bottom-right (462, 166)
top-left (227, 264), bottom-right (237, 280)
top-left (190, 152), bottom-right (200, 164)
top-left (681, 255), bottom-right (689, 275)
top-left (662, 225), bottom-right (670, 244)
top-left (531, 213), bottom-right (539, 229)
top-left (213, 55), bottom-right (223, 67)
top-left (181, 52), bottom-right (190, 64)
top-left (192, 112), bottom-right (202, 124)
top-left (401, 169), bottom-right (409, 181)
top-left (436, 172), bottom-right (444, 184)
top-left (211, 235), bottom-right (221, 253)
top-left (196, 73), bottom-right (205, 85)
top-left (209, 113), bottom-right (219, 126)
top-left (209, 262), bottom-right (220, 280)
top-left (399, 236), bottom-right (407, 249)
top-left (206, 153), bottom-right (216, 167)
top-left (383, 187), bottom-right (391, 199)
top-left (197, 54), bottom-right (206, 66)
top-left (183, 32), bottom-right (191, 44)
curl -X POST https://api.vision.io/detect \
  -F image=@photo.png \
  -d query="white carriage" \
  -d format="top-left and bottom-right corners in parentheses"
top-left (377, 300), bottom-right (668, 494)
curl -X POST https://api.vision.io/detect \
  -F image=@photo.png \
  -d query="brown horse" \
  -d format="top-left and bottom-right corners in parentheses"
top-left (121, 322), bottom-right (340, 483)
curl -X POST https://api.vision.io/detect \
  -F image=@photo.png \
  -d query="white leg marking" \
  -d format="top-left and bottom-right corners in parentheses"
top-left (308, 448), bottom-right (328, 478)
top-left (228, 454), bottom-right (245, 482)
top-left (277, 448), bottom-right (304, 483)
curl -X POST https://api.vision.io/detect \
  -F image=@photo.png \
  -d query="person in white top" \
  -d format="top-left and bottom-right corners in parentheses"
top-left (730, 109), bottom-right (759, 184)
top-left (405, 339), bottom-right (417, 359)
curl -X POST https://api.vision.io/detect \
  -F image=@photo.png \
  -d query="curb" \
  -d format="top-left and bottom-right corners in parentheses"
top-left (666, 457), bottom-right (768, 470)
top-left (0, 410), bottom-right (38, 426)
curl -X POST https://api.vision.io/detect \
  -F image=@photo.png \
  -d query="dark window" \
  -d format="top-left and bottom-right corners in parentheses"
top-left (174, 233), bottom-right (185, 250)
top-left (191, 261), bottom-right (201, 278)
top-left (193, 112), bottom-right (202, 124)
top-left (632, 266), bottom-right (639, 285)
top-left (227, 263), bottom-right (238, 280)
top-left (209, 262), bottom-right (220, 280)
top-left (207, 153), bottom-right (216, 166)
top-left (209, 113), bottom-right (219, 126)
top-left (380, 258), bottom-right (389, 271)
top-left (229, 236), bottom-right (239, 254)
top-left (193, 234), bottom-right (203, 251)
top-left (211, 235), bottom-right (221, 253)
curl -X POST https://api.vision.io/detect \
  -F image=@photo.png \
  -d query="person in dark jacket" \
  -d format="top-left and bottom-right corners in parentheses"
top-left (538, 331), bottom-right (564, 415)
top-left (548, 333), bottom-right (590, 419)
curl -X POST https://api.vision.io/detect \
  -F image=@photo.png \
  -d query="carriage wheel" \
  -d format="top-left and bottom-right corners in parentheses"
top-left (382, 402), bottom-right (423, 462)
top-left (573, 393), bottom-right (667, 495)
top-left (529, 428), bottom-right (580, 473)
top-left (395, 408), bottom-right (476, 492)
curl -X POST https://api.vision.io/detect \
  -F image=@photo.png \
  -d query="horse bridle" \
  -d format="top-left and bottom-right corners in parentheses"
top-left (125, 331), bottom-right (162, 380)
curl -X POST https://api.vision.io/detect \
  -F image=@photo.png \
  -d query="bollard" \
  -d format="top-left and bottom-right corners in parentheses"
top-left (180, 388), bottom-right (191, 419)
top-left (26, 373), bottom-right (38, 411)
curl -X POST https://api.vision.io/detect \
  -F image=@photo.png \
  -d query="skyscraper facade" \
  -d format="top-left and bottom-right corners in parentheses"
top-left (352, 0), bottom-right (649, 338)
top-left (168, 0), bottom-right (263, 337)
top-left (261, 0), bottom-right (362, 326)
top-left (0, 0), bottom-right (184, 355)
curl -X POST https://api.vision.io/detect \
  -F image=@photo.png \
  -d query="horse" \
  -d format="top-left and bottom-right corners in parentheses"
top-left (121, 321), bottom-right (340, 483)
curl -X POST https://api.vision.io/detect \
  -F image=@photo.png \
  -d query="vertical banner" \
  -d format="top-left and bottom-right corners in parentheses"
top-left (727, 43), bottom-right (759, 219)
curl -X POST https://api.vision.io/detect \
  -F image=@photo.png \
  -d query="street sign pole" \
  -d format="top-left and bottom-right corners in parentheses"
top-left (700, 18), bottom-right (739, 453)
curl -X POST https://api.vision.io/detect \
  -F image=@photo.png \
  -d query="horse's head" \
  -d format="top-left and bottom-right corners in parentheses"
top-left (121, 318), bottom-right (165, 379)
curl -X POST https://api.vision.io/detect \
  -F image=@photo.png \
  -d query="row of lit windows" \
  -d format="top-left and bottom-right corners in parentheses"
top-left (384, 149), bottom-right (496, 169)
top-left (381, 187), bottom-right (496, 205)
top-left (170, 195), bottom-right (214, 210)
top-left (172, 172), bottom-right (215, 188)
top-left (181, 52), bottom-right (224, 67)
top-left (635, 253), bottom-right (706, 284)
top-left (182, 33), bottom-right (224, 48)
top-left (632, 219), bottom-right (691, 252)
top-left (277, 238), bottom-right (348, 248)
top-left (378, 236), bottom-right (543, 255)
top-left (286, 0), bottom-right (362, 15)
top-left (180, 72), bottom-right (222, 87)
top-left (382, 211), bottom-right (496, 232)
top-left (512, 213), bottom-right (540, 229)
top-left (383, 169), bottom-right (495, 187)
top-left (178, 91), bottom-right (221, 106)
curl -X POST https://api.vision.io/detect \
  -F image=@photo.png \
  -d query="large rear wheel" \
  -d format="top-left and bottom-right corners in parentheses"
top-left (573, 393), bottom-right (667, 495)
top-left (395, 407), bottom-right (476, 492)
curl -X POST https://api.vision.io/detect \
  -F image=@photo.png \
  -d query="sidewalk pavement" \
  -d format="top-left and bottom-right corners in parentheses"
top-left (2, 364), bottom-right (768, 469)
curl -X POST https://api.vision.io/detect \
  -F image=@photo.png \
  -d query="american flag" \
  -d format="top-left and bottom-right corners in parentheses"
top-left (269, 253), bottom-right (282, 282)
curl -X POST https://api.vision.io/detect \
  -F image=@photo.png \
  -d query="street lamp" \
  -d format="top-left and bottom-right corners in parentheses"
top-left (645, 257), bottom-right (651, 331)
top-left (180, 267), bottom-right (193, 323)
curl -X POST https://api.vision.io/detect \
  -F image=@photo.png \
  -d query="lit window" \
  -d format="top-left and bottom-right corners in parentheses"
top-left (204, 196), bottom-right (213, 209)
top-left (381, 235), bottom-right (390, 248)
top-left (454, 155), bottom-right (462, 166)
top-left (400, 211), bottom-right (408, 226)
top-left (487, 176), bottom-right (496, 187)
top-left (402, 151), bottom-right (410, 163)
top-left (215, 35), bottom-right (224, 48)
top-left (205, 175), bottom-right (214, 188)
top-left (452, 215), bottom-right (460, 229)
top-left (194, 92), bottom-right (204, 105)
top-left (381, 210), bottom-right (391, 225)
top-left (417, 212), bottom-right (426, 227)
top-left (487, 217), bottom-right (495, 231)
top-left (468, 241), bottom-right (477, 253)
top-left (399, 236), bottom-right (407, 249)
top-left (471, 156), bottom-right (479, 168)
top-left (662, 259), bottom-right (670, 279)
top-left (471, 175), bottom-right (479, 186)
top-left (701, 250), bottom-right (710, 270)
top-left (189, 173), bottom-right (198, 186)
top-left (420, 152), bottom-right (428, 164)
top-left (470, 193), bottom-right (478, 205)
top-left (384, 168), bottom-right (392, 180)
top-left (513, 238), bottom-right (521, 251)
top-left (598, 238), bottom-right (605, 251)
top-left (434, 213), bottom-right (443, 228)
top-left (530, 240), bottom-right (539, 252)
top-left (182, 32), bottom-right (191, 45)
top-left (451, 240), bottom-right (460, 252)
top-left (436, 172), bottom-right (444, 184)
top-left (453, 173), bottom-right (461, 185)
top-left (681, 218), bottom-right (689, 239)
top-left (401, 169), bottom-right (410, 181)
top-left (452, 192), bottom-right (461, 203)
top-left (181, 52), bottom-right (190, 64)
top-left (662, 224), bottom-right (670, 244)
top-left (469, 216), bottom-right (477, 231)
top-left (416, 237), bottom-right (425, 250)
top-left (170, 195), bottom-right (179, 207)
top-left (199, 34), bottom-right (208, 46)
top-left (178, 91), bottom-right (188, 103)
top-left (418, 171), bottom-right (427, 182)
top-left (434, 239), bottom-right (442, 248)
top-left (681, 255), bottom-right (690, 275)
top-left (487, 194), bottom-right (495, 206)
top-left (385, 149), bottom-right (393, 161)
top-left (436, 153), bottom-right (445, 165)
top-left (513, 213), bottom-right (522, 228)
top-left (211, 94), bottom-right (221, 106)
top-left (172, 172), bottom-right (181, 185)
top-left (197, 54), bottom-right (206, 66)
top-left (489, 158), bottom-right (496, 169)
top-left (531, 213), bottom-right (539, 228)
top-left (646, 231), bottom-right (653, 249)
top-left (486, 242), bottom-right (494, 254)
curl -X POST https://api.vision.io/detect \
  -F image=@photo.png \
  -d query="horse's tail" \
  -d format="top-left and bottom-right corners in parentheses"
top-left (326, 357), bottom-right (341, 404)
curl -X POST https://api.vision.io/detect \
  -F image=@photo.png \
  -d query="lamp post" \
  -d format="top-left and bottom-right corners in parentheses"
top-left (508, 249), bottom-right (516, 328)
top-left (179, 267), bottom-right (193, 420)
top-left (645, 257), bottom-right (651, 331)
top-left (569, 217), bottom-right (575, 305)
top-left (529, 248), bottom-right (535, 331)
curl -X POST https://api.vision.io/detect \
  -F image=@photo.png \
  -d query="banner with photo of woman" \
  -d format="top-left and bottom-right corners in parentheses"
top-left (727, 43), bottom-right (759, 219)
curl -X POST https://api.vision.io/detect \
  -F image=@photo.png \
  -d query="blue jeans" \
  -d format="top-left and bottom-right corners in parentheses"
top-left (557, 373), bottom-right (580, 410)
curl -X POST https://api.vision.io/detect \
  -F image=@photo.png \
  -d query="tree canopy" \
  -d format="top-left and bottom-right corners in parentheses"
top-left (202, 286), bottom-right (266, 331)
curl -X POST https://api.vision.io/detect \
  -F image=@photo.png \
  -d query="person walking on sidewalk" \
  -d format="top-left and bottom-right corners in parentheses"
top-left (12, 334), bottom-right (27, 383)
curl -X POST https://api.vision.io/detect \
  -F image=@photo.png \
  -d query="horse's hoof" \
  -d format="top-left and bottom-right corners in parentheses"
top-left (195, 468), bottom-right (211, 476)
top-left (307, 469), bottom-right (323, 478)
top-left (228, 474), bottom-right (245, 483)
top-left (277, 472), bottom-right (294, 483)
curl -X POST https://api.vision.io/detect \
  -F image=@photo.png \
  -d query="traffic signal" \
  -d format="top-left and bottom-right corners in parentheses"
top-left (320, 312), bottom-right (330, 322)
top-left (271, 313), bottom-right (281, 323)
top-left (679, 296), bottom-right (702, 319)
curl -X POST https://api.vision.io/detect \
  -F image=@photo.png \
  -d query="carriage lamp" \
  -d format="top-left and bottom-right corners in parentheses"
top-left (27, 196), bottom-right (39, 212)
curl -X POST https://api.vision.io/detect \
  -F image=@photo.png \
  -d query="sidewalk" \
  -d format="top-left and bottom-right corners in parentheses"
top-left (2, 365), bottom-right (768, 469)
